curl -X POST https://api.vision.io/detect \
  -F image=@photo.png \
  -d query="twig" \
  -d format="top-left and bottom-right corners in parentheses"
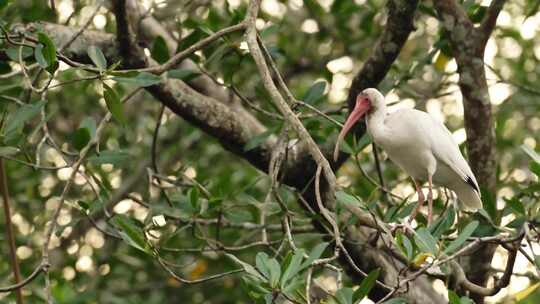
top-left (41, 88), bottom-right (142, 299)
top-left (151, 104), bottom-right (173, 207)
top-left (157, 256), bottom-right (243, 284)
top-left (0, 159), bottom-right (24, 303)
top-left (120, 22), bottom-right (247, 74)
top-left (59, 1), bottom-right (104, 51)
top-left (0, 263), bottom-right (48, 293)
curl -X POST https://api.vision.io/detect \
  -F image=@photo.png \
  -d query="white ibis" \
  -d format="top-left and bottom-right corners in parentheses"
top-left (333, 88), bottom-right (482, 225)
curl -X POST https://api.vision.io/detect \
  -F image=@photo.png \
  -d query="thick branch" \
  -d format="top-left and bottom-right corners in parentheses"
top-left (111, 0), bottom-right (146, 68)
top-left (336, 0), bottom-right (419, 163)
top-left (433, 1), bottom-right (500, 302)
top-left (478, 0), bottom-right (507, 43)
top-left (345, 0), bottom-right (419, 109)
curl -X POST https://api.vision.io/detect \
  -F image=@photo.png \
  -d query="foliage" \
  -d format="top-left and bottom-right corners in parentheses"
top-left (0, 0), bottom-right (539, 304)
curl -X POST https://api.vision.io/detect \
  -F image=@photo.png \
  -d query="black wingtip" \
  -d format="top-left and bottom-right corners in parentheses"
top-left (465, 176), bottom-right (480, 193)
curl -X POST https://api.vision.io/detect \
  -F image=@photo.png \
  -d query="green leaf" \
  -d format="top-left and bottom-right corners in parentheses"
top-left (280, 250), bottom-right (304, 288)
top-left (534, 255), bottom-right (540, 269)
top-left (459, 296), bottom-right (475, 304)
top-left (224, 208), bottom-right (253, 223)
top-left (303, 0), bottom-right (325, 18)
top-left (444, 221), bottom-right (479, 255)
top-left (402, 235), bottom-right (414, 260)
top-left (353, 268), bottom-right (380, 303)
top-left (176, 28), bottom-right (207, 53)
top-left (506, 216), bottom-right (526, 229)
top-left (0, 146), bottom-right (20, 157)
top-left (414, 227), bottom-right (438, 255)
top-left (448, 290), bottom-right (460, 304)
top-left (431, 207), bottom-right (455, 239)
top-left (396, 232), bottom-right (413, 261)
top-left (0, 0), bottom-right (9, 11)
top-left (242, 277), bottom-right (271, 299)
top-left (227, 253), bottom-right (265, 282)
top-left (71, 117), bottom-right (97, 150)
top-left (522, 144), bottom-right (540, 163)
top-left (282, 276), bottom-right (304, 296)
top-left (267, 258), bottom-right (281, 288)
top-left (336, 191), bottom-right (362, 207)
top-left (87, 46), bottom-right (108, 70)
top-left (206, 43), bottom-right (231, 65)
top-left (260, 24), bottom-right (279, 38)
top-left (504, 197), bottom-right (525, 215)
top-left (530, 161), bottom-right (540, 178)
top-left (113, 72), bottom-right (162, 87)
top-left (334, 288), bottom-right (353, 304)
top-left (300, 242), bottom-right (329, 270)
top-left (189, 187), bottom-right (200, 211)
top-left (151, 36), bottom-right (170, 64)
top-left (5, 46), bottom-right (33, 61)
top-left (112, 215), bottom-right (150, 254)
top-left (468, 5), bottom-right (487, 23)
top-left (254, 252), bottom-right (281, 287)
top-left (243, 129), bottom-right (274, 152)
top-left (34, 45), bottom-right (48, 68)
top-left (77, 200), bottom-right (90, 211)
top-left (525, 0), bottom-right (540, 20)
top-left (109, 70), bottom-right (140, 78)
top-left (37, 32), bottom-right (57, 73)
top-left (88, 150), bottom-right (130, 166)
top-left (72, 127), bottom-right (91, 150)
top-left (80, 117), bottom-right (97, 138)
top-left (167, 69), bottom-right (201, 82)
top-left (255, 252), bottom-right (271, 279)
top-left (5, 100), bottom-right (46, 134)
top-left (303, 81), bottom-right (326, 104)
top-left (103, 84), bottom-right (126, 125)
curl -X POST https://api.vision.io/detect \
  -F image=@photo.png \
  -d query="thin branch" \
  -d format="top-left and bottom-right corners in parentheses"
top-left (0, 263), bottom-right (48, 293)
top-left (157, 256), bottom-right (243, 284)
top-left (59, 1), bottom-right (104, 51)
top-left (41, 88), bottom-right (143, 297)
top-left (141, 22), bottom-right (247, 74)
top-left (151, 104), bottom-right (173, 207)
top-left (245, 0), bottom-right (336, 190)
top-left (0, 159), bottom-right (24, 303)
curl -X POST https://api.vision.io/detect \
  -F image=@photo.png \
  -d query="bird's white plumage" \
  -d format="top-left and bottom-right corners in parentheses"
top-left (361, 89), bottom-right (482, 210)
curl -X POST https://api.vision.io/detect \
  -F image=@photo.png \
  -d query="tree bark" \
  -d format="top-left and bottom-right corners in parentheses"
top-left (433, 1), bottom-right (505, 302)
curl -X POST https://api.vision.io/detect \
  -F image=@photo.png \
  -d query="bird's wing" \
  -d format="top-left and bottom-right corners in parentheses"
top-left (419, 112), bottom-right (481, 195)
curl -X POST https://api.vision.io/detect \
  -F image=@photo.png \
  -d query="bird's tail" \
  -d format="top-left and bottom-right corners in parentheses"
top-left (451, 182), bottom-right (483, 211)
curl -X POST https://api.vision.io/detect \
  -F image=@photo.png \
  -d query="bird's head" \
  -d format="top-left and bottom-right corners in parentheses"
top-left (333, 88), bottom-right (384, 161)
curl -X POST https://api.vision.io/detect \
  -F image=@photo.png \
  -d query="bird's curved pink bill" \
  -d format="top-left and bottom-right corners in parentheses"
top-left (333, 95), bottom-right (371, 161)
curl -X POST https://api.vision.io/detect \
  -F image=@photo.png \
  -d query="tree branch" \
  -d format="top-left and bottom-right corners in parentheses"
top-left (336, 0), bottom-right (419, 162)
top-left (0, 159), bottom-right (24, 303)
top-left (478, 0), bottom-right (507, 43)
top-left (0, 263), bottom-right (48, 293)
top-left (111, 0), bottom-right (146, 68)
top-left (345, 0), bottom-right (419, 108)
top-left (433, 1), bottom-right (500, 302)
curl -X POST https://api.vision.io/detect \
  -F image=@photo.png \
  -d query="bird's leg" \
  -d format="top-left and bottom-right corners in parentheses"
top-left (408, 179), bottom-right (425, 224)
top-left (427, 175), bottom-right (434, 226)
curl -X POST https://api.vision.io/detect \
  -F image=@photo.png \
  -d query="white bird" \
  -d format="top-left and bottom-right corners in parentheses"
top-left (333, 88), bottom-right (482, 225)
